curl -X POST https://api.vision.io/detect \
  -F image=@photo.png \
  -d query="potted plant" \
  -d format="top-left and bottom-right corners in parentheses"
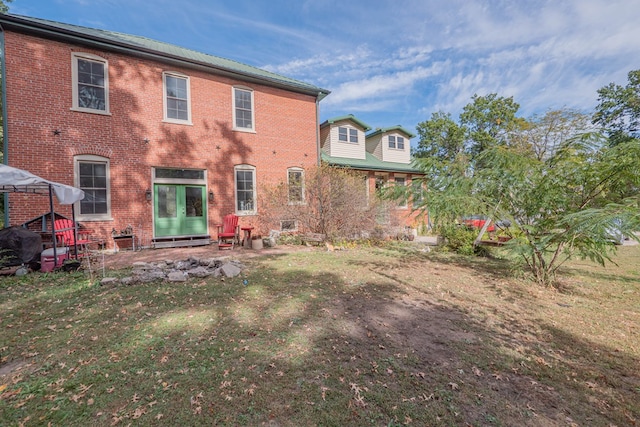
top-left (251, 235), bottom-right (263, 250)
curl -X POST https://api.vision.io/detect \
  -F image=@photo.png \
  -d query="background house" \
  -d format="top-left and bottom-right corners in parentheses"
top-left (319, 115), bottom-right (425, 229)
top-left (0, 14), bottom-right (329, 248)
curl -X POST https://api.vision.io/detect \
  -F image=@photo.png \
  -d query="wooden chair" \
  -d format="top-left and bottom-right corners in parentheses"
top-left (216, 214), bottom-right (240, 250)
top-left (53, 218), bottom-right (94, 259)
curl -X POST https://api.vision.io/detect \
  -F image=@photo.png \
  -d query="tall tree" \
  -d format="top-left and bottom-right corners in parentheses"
top-left (0, 0), bottom-right (11, 226)
top-left (0, 0), bottom-right (13, 14)
top-left (414, 111), bottom-right (465, 162)
top-left (0, 0), bottom-right (12, 160)
top-left (511, 109), bottom-right (593, 161)
top-left (460, 93), bottom-right (523, 155)
top-left (414, 93), bottom-right (525, 170)
top-left (413, 99), bottom-right (640, 287)
top-left (593, 69), bottom-right (640, 146)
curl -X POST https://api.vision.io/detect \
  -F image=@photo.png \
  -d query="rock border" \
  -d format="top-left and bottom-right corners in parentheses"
top-left (100, 256), bottom-right (245, 286)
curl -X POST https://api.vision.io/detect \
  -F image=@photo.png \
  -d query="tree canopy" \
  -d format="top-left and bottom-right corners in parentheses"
top-left (593, 69), bottom-right (640, 146)
top-left (0, 0), bottom-right (12, 14)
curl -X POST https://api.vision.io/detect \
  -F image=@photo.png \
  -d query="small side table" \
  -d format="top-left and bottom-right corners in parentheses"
top-left (240, 227), bottom-right (254, 247)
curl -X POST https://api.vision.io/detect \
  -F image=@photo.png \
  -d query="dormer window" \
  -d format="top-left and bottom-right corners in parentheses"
top-left (389, 135), bottom-right (405, 150)
top-left (338, 127), bottom-right (358, 143)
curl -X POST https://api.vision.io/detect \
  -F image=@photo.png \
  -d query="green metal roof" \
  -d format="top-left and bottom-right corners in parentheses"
top-left (321, 152), bottom-right (423, 174)
top-left (0, 13), bottom-right (330, 100)
top-left (367, 125), bottom-right (416, 139)
top-left (319, 114), bottom-right (372, 131)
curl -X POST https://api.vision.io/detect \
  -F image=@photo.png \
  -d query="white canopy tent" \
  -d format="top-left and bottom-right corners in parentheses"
top-left (0, 164), bottom-right (84, 203)
top-left (0, 164), bottom-right (85, 268)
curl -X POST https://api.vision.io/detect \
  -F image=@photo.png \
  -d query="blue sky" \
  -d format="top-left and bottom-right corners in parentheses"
top-left (11, 0), bottom-right (640, 143)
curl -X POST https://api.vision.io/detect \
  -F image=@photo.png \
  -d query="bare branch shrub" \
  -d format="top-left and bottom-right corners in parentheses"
top-left (258, 164), bottom-right (398, 241)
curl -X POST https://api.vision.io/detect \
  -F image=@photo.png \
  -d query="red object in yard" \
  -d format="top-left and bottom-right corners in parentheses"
top-left (40, 247), bottom-right (69, 272)
top-left (216, 214), bottom-right (240, 250)
top-left (461, 216), bottom-right (495, 232)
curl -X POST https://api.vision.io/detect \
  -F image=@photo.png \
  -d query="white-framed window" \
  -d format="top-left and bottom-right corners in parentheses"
top-left (287, 168), bottom-right (305, 204)
top-left (395, 176), bottom-right (407, 208)
top-left (338, 126), bottom-right (358, 143)
top-left (389, 135), bottom-right (405, 150)
top-left (74, 155), bottom-right (111, 220)
top-left (233, 87), bottom-right (254, 131)
top-left (71, 52), bottom-right (109, 114)
top-left (234, 165), bottom-right (256, 214)
top-left (163, 71), bottom-right (191, 123)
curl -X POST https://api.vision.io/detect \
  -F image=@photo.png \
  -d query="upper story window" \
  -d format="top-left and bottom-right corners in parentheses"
top-left (71, 53), bottom-right (109, 114)
top-left (233, 87), bottom-right (254, 131)
top-left (163, 72), bottom-right (191, 123)
top-left (74, 155), bottom-right (111, 220)
top-left (389, 135), bottom-right (405, 150)
top-left (288, 168), bottom-right (305, 204)
top-left (338, 127), bottom-right (358, 143)
top-left (235, 165), bottom-right (257, 215)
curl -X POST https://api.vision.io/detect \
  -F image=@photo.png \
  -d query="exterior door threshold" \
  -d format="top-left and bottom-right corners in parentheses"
top-left (151, 235), bottom-right (211, 249)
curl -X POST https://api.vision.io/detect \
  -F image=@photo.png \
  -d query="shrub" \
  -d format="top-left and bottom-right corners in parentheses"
top-left (258, 164), bottom-right (400, 241)
top-left (438, 224), bottom-right (476, 255)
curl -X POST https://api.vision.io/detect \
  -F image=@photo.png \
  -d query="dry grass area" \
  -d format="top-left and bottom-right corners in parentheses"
top-left (0, 242), bottom-right (638, 426)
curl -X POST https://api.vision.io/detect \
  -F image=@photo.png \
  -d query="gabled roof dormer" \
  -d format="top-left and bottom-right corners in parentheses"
top-left (319, 114), bottom-right (371, 160)
top-left (366, 125), bottom-right (415, 164)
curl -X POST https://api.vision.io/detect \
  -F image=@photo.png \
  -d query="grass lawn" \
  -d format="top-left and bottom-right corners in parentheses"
top-left (1, 243), bottom-right (638, 426)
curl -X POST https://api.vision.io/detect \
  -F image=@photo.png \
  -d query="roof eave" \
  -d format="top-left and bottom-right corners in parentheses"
top-left (0, 14), bottom-right (331, 100)
top-left (321, 158), bottom-right (423, 174)
top-left (320, 114), bottom-right (372, 131)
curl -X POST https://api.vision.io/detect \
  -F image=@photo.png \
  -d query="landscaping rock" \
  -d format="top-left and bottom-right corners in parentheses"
top-left (187, 266), bottom-right (212, 278)
top-left (220, 263), bottom-right (242, 278)
top-left (106, 256), bottom-right (246, 286)
top-left (167, 271), bottom-right (188, 282)
top-left (100, 277), bottom-right (118, 286)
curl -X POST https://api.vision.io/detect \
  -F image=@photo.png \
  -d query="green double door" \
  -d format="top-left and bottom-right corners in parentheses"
top-left (154, 184), bottom-right (207, 237)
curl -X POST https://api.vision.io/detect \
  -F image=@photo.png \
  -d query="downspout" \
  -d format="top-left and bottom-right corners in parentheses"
top-left (0, 24), bottom-right (9, 226)
top-left (315, 93), bottom-right (321, 166)
top-left (315, 93), bottom-right (324, 234)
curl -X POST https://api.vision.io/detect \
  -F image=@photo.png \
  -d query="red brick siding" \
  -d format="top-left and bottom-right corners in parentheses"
top-left (3, 31), bottom-right (319, 244)
top-left (364, 172), bottom-right (425, 229)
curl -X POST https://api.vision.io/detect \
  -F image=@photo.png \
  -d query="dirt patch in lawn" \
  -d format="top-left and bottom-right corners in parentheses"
top-left (307, 248), bottom-right (639, 426)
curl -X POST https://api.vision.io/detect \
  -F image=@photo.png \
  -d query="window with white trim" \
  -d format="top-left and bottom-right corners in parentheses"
top-left (389, 135), bottom-right (405, 150)
top-left (163, 72), bottom-right (191, 123)
top-left (235, 165), bottom-right (256, 214)
top-left (338, 126), bottom-right (358, 143)
top-left (71, 53), bottom-right (109, 113)
top-left (287, 168), bottom-right (305, 204)
top-left (233, 87), bottom-right (254, 130)
top-left (74, 155), bottom-right (111, 220)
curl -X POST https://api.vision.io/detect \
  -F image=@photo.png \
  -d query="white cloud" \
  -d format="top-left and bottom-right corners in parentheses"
top-left (322, 62), bottom-right (448, 106)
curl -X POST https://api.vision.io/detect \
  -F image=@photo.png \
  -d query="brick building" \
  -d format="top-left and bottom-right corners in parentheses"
top-left (320, 115), bottom-right (426, 230)
top-left (0, 14), bottom-right (329, 248)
